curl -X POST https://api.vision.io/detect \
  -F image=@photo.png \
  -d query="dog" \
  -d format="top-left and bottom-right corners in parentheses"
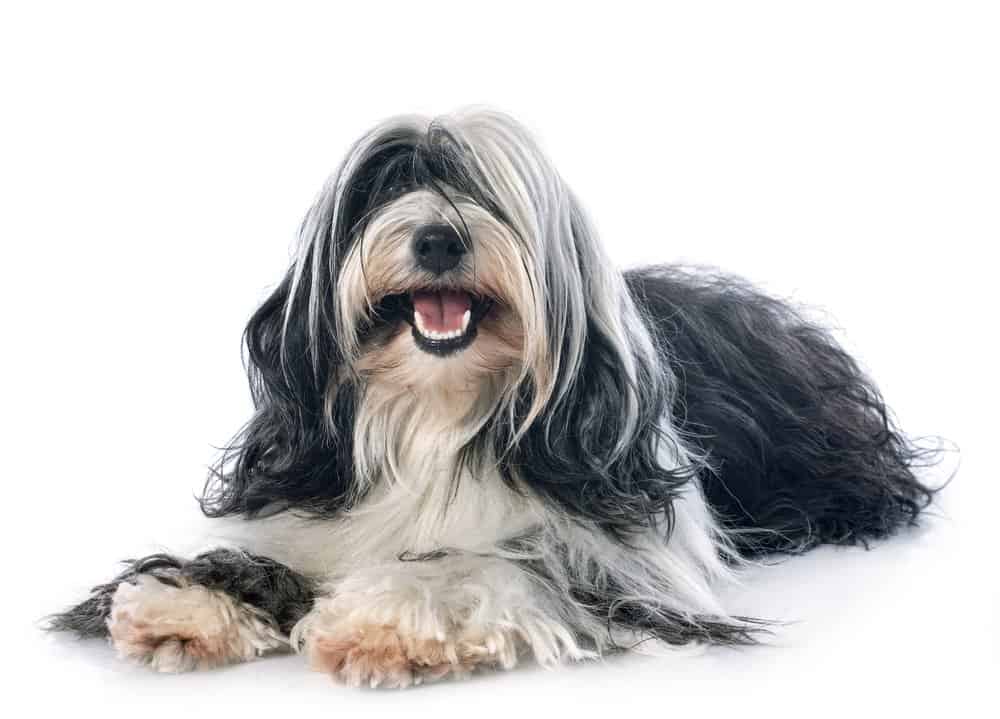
top-left (49, 109), bottom-right (937, 687)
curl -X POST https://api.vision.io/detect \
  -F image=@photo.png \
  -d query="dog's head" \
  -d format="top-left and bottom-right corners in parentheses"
top-left (205, 110), bottom-right (690, 533)
top-left (281, 111), bottom-right (616, 422)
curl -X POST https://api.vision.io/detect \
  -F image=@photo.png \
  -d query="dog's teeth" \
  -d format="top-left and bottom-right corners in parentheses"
top-left (414, 308), bottom-right (474, 343)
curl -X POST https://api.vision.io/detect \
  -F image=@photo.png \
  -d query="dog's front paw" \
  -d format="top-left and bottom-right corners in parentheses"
top-left (107, 574), bottom-right (286, 672)
top-left (294, 606), bottom-right (520, 688)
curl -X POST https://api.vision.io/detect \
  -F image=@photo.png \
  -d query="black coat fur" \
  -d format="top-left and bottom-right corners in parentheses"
top-left (626, 266), bottom-right (936, 556)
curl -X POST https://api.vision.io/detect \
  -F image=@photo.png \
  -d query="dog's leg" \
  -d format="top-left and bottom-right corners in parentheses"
top-left (293, 554), bottom-right (590, 688)
top-left (49, 549), bottom-right (316, 672)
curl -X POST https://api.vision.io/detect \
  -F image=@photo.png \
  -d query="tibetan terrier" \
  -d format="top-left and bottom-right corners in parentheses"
top-left (50, 110), bottom-right (938, 687)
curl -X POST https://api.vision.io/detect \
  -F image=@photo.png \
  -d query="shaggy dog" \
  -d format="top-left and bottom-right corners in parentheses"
top-left (50, 110), bottom-right (936, 687)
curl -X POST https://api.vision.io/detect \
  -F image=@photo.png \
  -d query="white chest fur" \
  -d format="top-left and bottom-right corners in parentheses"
top-left (210, 381), bottom-right (540, 579)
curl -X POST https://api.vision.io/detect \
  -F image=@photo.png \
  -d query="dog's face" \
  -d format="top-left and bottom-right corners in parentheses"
top-left (340, 187), bottom-right (527, 391)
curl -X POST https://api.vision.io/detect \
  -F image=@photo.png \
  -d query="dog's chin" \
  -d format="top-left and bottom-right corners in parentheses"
top-left (377, 289), bottom-right (496, 357)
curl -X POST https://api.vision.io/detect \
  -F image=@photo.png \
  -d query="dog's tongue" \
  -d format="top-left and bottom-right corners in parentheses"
top-left (412, 290), bottom-right (472, 333)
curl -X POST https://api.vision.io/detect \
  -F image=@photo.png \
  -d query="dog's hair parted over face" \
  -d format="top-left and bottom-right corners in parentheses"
top-left (49, 109), bottom-right (941, 687)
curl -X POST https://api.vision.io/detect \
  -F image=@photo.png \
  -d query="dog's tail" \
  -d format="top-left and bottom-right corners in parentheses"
top-left (626, 265), bottom-right (947, 557)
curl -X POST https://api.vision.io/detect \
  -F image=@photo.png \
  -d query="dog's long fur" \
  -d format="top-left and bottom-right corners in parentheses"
top-left (50, 110), bottom-right (937, 686)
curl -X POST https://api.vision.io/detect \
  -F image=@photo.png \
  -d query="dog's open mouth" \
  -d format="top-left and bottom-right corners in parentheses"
top-left (400, 289), bottom-right (494, 356)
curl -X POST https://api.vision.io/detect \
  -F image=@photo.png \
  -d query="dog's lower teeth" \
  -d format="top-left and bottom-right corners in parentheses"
top-left (412, 307), bottom-right (474, 344)
top-left (414, 324), bottom-right (467, 341)
top-left (419, 327), bottom-right (465, 341)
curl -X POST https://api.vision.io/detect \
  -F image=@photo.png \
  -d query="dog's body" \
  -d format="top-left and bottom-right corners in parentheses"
top-left (50, 111), bottom-right (935, 687)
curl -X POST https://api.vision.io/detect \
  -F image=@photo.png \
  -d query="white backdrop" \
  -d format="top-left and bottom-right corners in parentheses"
top-left (1, 2), bottom-right (996, 716)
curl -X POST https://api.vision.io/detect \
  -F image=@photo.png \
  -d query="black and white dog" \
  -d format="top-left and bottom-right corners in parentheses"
top-left (50, 110), bottom-right (936, 687)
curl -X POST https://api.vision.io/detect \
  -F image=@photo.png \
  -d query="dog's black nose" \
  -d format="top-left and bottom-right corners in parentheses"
top-left (412, 224), bottom-right (466, 275)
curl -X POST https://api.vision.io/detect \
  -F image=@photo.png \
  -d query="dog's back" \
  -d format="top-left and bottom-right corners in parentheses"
top-left (626, 266), bottom-right (937, 556)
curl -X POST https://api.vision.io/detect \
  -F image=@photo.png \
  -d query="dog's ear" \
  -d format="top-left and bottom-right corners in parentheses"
top-left (200, 261), bottom-right (357, 518)
top-left (200, 118), bottom-right (433, 518)
top-left (502, 304), bottom-right (696, 542)
top-left (497, 189), bottom-right (697, 541)
top-left (198, 163), bottom-right (356, 519)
